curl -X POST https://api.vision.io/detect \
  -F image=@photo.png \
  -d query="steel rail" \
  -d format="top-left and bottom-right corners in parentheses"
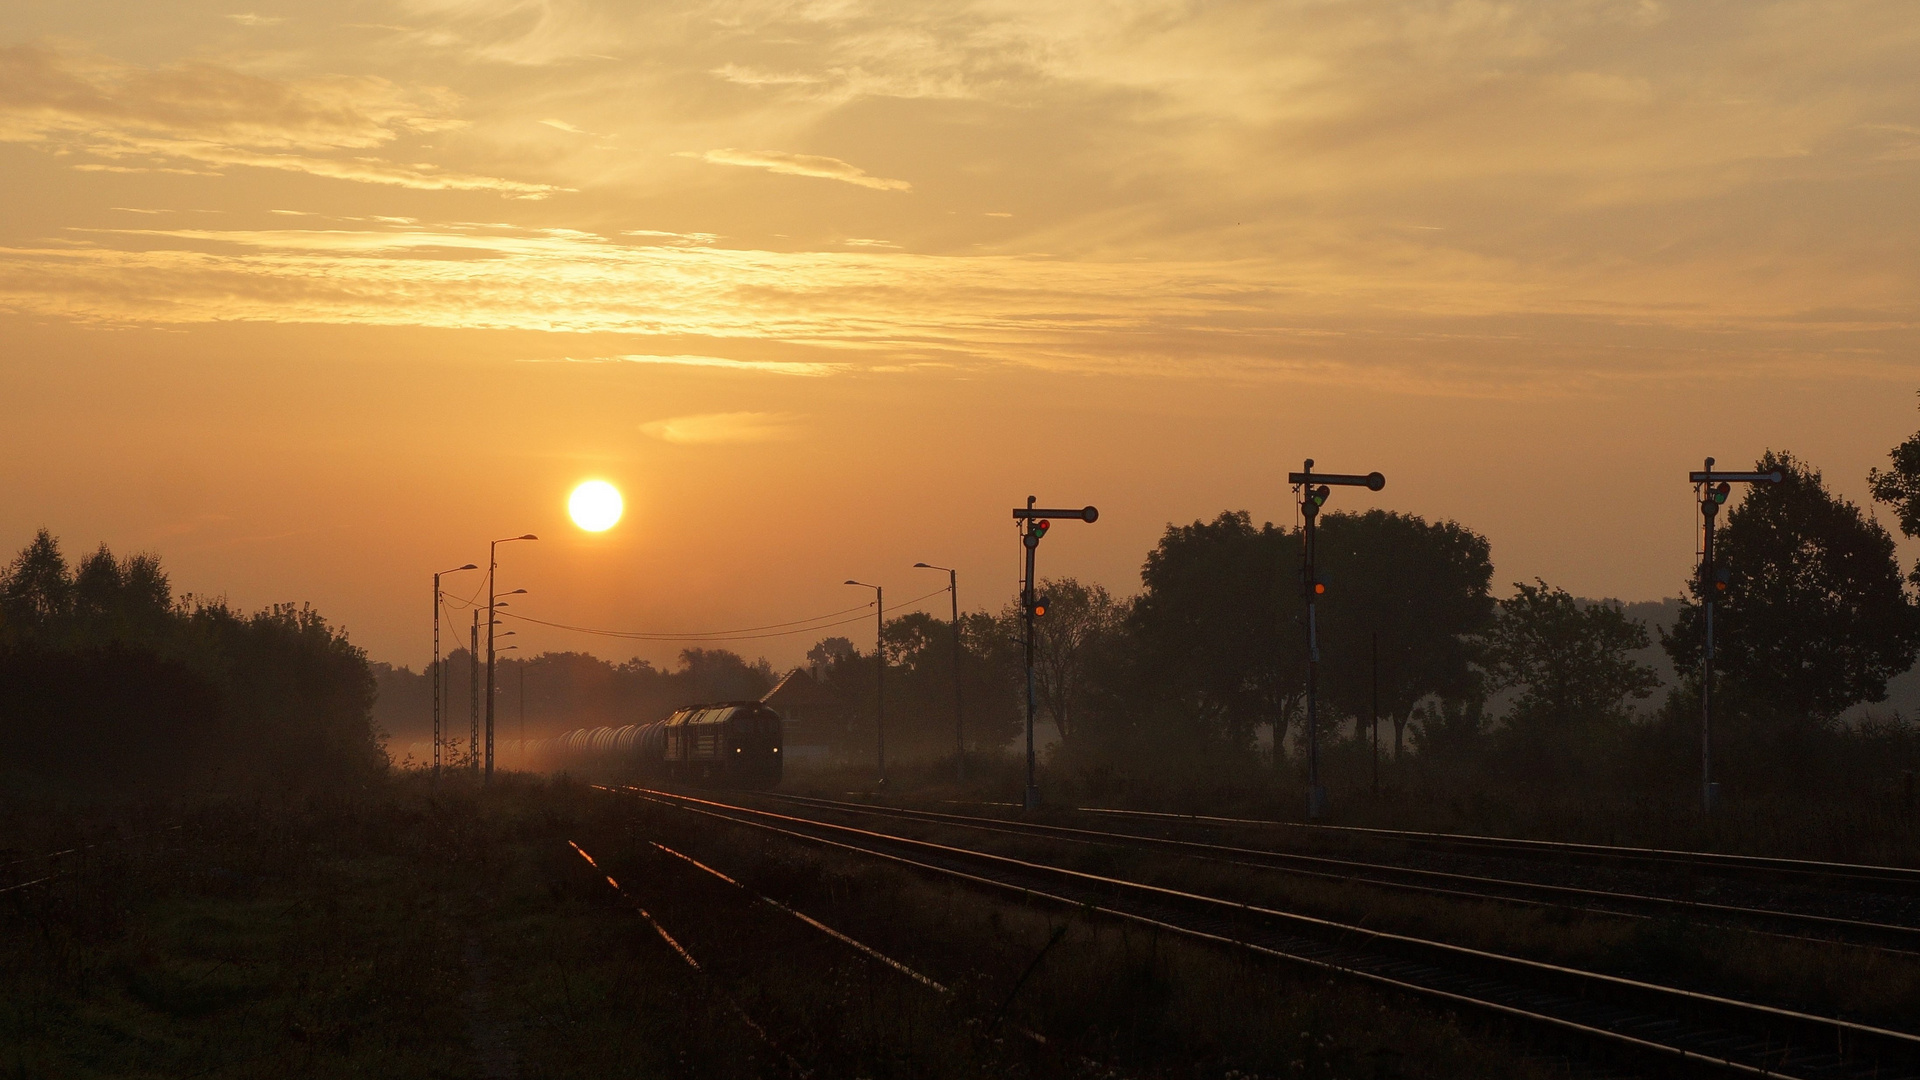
top-left (1059, 805), bottom-right (1920, 886)
top-left (568, 839), bottom-right (809, 1077)
top-left (750, 791), bottom-right (1920, 951)
top-left (648, 838), bottom-right (950, 994)
top-left (624, 786), bottom-right (1920, 1080)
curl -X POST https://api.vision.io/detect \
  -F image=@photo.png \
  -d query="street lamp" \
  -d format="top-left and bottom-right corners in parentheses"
top-left (487, 535), bottom-right (537, 781)
top-left (845, 579), bottom-right (885, 788)
top-left (914, 562), bottom-right (964, 782)
top-left (433, 563), bottom-right (478, 779)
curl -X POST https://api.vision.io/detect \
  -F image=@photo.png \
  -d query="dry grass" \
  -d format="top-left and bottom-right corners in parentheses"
top-left (2, 775), bottom-right (1562, 1079)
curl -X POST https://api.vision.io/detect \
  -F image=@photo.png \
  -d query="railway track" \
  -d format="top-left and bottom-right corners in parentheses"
top-left (1062, 804), bottom-right (1920, 889)
top-left (622, 785), bottom-right (1920, 1080)
top-left (745, 791), bottom-right (1920, 953)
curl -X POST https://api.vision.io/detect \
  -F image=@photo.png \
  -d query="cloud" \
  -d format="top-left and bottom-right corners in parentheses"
top-left (686, 148), bottom-right (910, 191)
top-left (0, 45), bottom-right (559, 197)
top-left (600, 355), bottom-right (844, 377)
top-left (639, 411), bottom-right (802, 443)
top-left (227, 13), bottom-right (284, 26)
top-left (539, 118), bottom-right (587, 134)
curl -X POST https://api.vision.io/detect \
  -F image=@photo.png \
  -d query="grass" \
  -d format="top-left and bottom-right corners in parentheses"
top-left (1, 774), bottom-right (1564, 1078)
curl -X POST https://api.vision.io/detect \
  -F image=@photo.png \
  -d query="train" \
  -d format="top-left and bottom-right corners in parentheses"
top-left (546, 700), bottom-right (783, 787)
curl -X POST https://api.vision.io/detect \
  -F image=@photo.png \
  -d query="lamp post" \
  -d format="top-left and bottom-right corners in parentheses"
top-left (914, 562), bottom-right (964, 782)
top-left (487, 535), bottom-right (537, 781)
top-left (470, 610), bottom-right (480, 772)
top-left (845, 579), bottom-right (885, 788)
top-left (495, 644), bottom-right (518, 769)
top-left (433, 563), bottom-right (477, 779)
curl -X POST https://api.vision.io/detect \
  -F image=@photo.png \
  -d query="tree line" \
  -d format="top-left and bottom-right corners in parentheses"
top-left (0, 531), bottom-right (383, 794)
top-left (808, 431), bottom-right (1920, 803)
top-left (372, 647), bottom-right (775, 759)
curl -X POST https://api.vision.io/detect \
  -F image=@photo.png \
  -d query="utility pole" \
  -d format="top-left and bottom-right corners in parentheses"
top-left (485, 534), bottom-right (537, 781)
top-left (844, 580), bottom-right (886, 787)
top-left (1012, 497), bottom-right (1099, 811)
top-left (1289, 460), bottom-right (1385, 820)
top-left (433, 564), bottom-right (476, 780)
top-left (469, 611), bottom-right (480, 773)
top-left (914, 563), bottom-right (965, 782)
top-left (1370, 631), bottom-right (1379, 796)
top-left (1690, 458), bottom-right (1781, 813)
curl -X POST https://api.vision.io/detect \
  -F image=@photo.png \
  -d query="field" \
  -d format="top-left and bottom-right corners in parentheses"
top-left (4, 774), bottom-right (1582, 1080)
top-left (8, 761), bottom-right (1920, 1079)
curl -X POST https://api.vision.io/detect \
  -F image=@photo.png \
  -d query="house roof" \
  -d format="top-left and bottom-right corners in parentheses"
top-left (762, 667), bottom-right (850, 710)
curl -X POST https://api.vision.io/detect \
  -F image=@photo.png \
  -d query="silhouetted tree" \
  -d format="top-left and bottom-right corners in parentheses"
top-left (0, 530), bottom-right (385, 791)
top-left (1127, 512), bottom-right (1298, 753)
top-left (807, 637), bottom-right (855, 669)
top-left (989, 577), bottom-right (1128, 746)
top-left (1, 529), bottom-right (73, 633)
top-left (1483, 581), bottom-right (1658, 729)
top-left (1869, 392), bottom-right (1920, 587)
top-left (1313, 510), bottom-right (1495, 758)
top-left (1665, 451), bottom-right (1920, 726)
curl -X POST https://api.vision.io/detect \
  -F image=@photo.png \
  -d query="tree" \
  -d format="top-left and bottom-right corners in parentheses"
top-left (1128, 511), bottom-right (1298, 753)
top-left (1666, 450), bottom-right (1920, 725)
top-left (993, 577), bottom-right (1127, 746)
top-left (807, 637), bottom-right (855, 669)
top-left (1, 529), bottom-right (72, 633)
top-left (1868, 392), bottom-right (1920, 586)
top-left (1482, 580), bottom-right (1658, 729)
top-left (1312, 510), bottom-right (1495, 758)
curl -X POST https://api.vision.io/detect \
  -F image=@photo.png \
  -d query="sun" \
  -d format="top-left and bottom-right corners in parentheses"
top-left (568, 480), bottom-right (623, 532)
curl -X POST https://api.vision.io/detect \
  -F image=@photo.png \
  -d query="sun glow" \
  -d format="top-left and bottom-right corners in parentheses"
top-left (568, 480), bottom-right (623, 532)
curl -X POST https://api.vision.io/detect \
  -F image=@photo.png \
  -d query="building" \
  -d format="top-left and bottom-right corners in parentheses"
top-left (760, 667), bottom-right (854, 764)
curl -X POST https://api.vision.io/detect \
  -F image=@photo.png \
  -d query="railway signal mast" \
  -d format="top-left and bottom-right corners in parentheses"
top-left (1012, 496), bottom-right (1099, 811)
top-left (1288, 460), bottom-right (1385, 820)
top-left (1690, 457), bottom-right (1781, 813)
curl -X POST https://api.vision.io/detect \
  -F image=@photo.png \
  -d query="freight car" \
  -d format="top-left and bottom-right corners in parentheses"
top-left (549, 700), bottom-right (782, 787)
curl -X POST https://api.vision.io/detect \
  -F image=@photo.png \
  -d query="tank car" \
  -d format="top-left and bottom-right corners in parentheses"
top-left (548, 700), bottom-right (782, 787)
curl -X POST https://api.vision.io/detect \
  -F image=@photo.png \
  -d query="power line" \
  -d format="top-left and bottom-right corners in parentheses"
top-left (493, 586), bottom-right (957, 644)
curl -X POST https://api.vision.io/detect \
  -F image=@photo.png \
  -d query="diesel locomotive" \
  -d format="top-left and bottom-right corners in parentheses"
top-left (549, 700), bottom-right (783, 787)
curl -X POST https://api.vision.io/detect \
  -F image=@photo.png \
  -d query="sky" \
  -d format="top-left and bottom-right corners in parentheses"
top-left (2, 0), bottom-right (1917, 672)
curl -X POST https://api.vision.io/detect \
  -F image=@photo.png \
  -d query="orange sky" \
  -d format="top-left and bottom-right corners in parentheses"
top-left (2, 0), bottom-right (1917, 670)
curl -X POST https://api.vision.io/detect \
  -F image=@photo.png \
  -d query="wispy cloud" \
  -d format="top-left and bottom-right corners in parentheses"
top-left (639, 411), bottom-right (802, 443)
top-left (686, 148), bottom-right (910, 192)
top-left (599, 355), bottom-right (843, 377)
top-left (0, 45), bottom-right (559, 197)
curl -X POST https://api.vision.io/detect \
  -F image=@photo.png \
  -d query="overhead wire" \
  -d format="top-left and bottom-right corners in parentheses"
top-left (494, 586), bottom-right (957, 644)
